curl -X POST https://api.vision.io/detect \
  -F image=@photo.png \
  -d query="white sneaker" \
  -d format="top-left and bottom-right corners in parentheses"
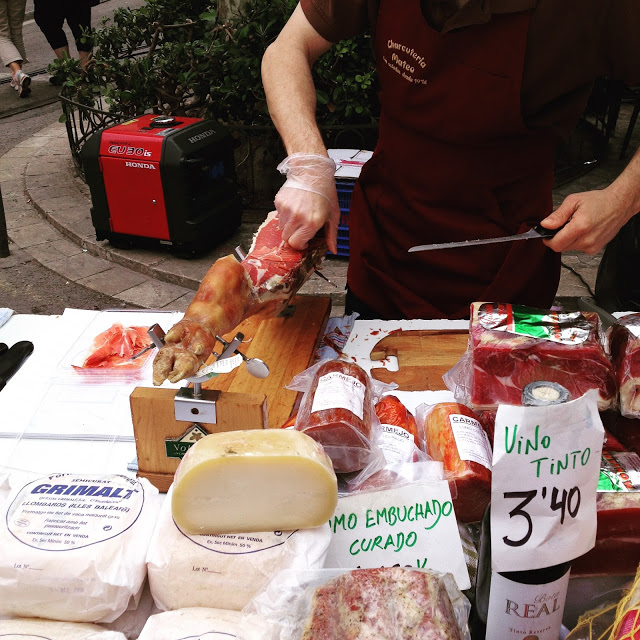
top-left (11, 70), bottom-right (31, 98)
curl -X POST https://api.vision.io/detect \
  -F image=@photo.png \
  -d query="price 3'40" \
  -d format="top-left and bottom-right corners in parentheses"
top-left (502, 486), bottom-right (581, 547)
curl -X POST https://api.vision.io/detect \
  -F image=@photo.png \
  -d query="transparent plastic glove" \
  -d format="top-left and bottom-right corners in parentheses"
top-left (275, 152), bottom-right (340, 254)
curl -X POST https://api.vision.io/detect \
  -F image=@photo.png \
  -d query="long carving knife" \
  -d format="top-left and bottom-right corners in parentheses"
top-left (408, 224), bottom-right (561, 253)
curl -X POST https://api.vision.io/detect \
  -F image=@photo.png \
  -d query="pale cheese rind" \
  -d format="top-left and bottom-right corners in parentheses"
top-left (171, 430), bottom-right (338, 534)
top-left (0, 617), bottom-right (127, 639)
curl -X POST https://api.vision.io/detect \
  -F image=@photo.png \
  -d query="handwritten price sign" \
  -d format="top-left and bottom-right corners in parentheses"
top-left (491, 391), bottom-right (604, 572)
top-left (325, 481), bottom-right (470, 591)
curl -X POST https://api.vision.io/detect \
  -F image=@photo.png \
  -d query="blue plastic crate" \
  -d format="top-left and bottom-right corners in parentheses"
top-left (336, 179), bottom-right (356, 211)
top-left (332, 179), bottom-right (355, 257)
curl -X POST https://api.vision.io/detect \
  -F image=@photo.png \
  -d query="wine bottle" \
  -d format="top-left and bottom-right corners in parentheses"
top-left (471, 382), bottom-right (573, 640)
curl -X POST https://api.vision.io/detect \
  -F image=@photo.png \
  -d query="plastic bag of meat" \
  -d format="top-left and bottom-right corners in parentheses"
top-left (287, 359), bottom-right (384, 474)
top-left (374, 395), bottom-right (422, 464)
top-left (572, 448), bottom-right (640, 577)
top-left (416, 402), bottom-right (492, 523)
top-left (239, 567), bottom-right (471, 640)
top-left (444, 302), bottom-right (616, 411)
top-left (609, 313), bottom-right (640, 418)
top-left (340, 395), bottom-right (429, 491)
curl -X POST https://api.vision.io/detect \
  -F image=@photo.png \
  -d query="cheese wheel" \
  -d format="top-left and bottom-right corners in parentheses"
top-left (0, 618), bottom-right (126, 639)
top-left (137, 608), bottom-right (242, 640)
top-left (171, 430), bottom-right (338, 534)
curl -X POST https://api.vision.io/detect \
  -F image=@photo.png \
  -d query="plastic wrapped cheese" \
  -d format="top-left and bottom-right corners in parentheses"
top-left (147, 485), bottom-right (331, 611)
top-left (0, 473), bottom-right (160, 622)
top-left (137, 608), bottom-right (242, 640)
top-left (171, 430), bottom-right (338, 534)
top-left (0, 618), bottom-right (127, 639)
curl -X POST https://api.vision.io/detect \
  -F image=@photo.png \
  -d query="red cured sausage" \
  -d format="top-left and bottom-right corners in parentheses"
top-left (422, 402), bottom-right (492, 523)
top-left (374, 395), bottom-right (419, 445)
top-left (296, 360), bottom-right (373, 473)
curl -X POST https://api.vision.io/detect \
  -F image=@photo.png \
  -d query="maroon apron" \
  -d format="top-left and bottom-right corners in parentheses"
top-left (347, 0), bottom-right (560, 319)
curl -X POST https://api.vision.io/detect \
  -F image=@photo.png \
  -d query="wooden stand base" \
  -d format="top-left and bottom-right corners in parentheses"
top-left (130, 387), bottom-right (267, 492)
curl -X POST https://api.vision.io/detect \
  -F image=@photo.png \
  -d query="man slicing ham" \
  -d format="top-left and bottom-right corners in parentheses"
top-left (262, 0), bottom-right (640, 320)
top-left (153, 0), bottom-right (640, 385)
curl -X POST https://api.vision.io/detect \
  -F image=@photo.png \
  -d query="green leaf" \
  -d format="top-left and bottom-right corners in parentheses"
top-left (316, 89), bottom-right (329, 105)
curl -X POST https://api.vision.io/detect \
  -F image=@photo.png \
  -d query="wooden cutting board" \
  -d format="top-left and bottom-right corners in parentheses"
top-left (369, 329), bottom-right (469, 391)
top-left (202, 295), bottom-right (331, 428)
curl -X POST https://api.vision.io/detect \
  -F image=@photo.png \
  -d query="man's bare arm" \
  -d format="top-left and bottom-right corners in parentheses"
top-left (262, 3), bottom-right (332, 154)
top-left (262, 4), bottom-right (340, 253)
top-left (541, 146), bottom-right (640, 254)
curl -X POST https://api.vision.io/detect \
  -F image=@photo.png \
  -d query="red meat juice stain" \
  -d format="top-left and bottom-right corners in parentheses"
top-left (370, 330), bottom-right (380, 336)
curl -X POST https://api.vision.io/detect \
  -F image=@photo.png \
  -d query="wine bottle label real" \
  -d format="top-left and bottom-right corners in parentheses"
top-left (485, 568), bottom-right (570, 639)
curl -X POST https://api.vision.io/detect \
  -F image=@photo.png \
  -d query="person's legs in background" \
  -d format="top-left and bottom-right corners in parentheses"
top-left (0, 0), bottom-right (30, 97)
top-left (33, 0), bottom-right (71, 84)
top-left (64, 2), bottom-right (93, 67)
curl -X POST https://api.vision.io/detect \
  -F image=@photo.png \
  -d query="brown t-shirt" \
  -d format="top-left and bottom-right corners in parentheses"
top-left (300, 0), bottom-right (640, 137)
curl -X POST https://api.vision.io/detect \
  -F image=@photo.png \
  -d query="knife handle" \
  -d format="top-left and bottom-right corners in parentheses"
top-left (533, 223), bottom-right (565, 238)
top-left (0, 341), bottom-right (34, 389)
top-left (0, 343), bottom-right (7, 358)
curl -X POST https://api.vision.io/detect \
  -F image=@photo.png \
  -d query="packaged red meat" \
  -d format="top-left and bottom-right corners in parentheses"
top-left (241, 567), bottom-right (471, 640)
top-left (300, 568), bottom-right (466, 639)
top-left (572, 449), bottom-right (640, 576)
top-left (291, 360), bottom-right (378, 473)
top-left (446, 302), bottom-right (616, 411)
top-left (350, 460), bottom-right (447, 494)
top-left (606, 413), bottom-right (640, 457)
top-left (374, 395), bottom-right (421, 464)
top-left (418, 402), bottom-right (492, 523)
top-left (609, 313), bottom-right (640, 418)
top-left (74, 323), bottom-right (152, 370)
top-left (57, 310), bottom-right (182, 383)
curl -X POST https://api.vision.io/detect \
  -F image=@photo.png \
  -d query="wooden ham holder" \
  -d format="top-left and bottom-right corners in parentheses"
top-left (130, 295), bottom-right (332, 492)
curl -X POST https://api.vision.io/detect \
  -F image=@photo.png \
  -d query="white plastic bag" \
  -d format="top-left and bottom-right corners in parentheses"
top-left (0, 473), bottom-right (161, 622)
top-left (0, 618), bottom-right (127, 639)
top-left (240, 567), bottom-right (471, 640)
top-left (287, 359), bottom-right (385, 474)
top-left (147, 485), bottom-right (332, 611)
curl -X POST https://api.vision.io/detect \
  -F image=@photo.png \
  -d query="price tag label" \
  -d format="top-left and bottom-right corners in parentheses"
top-left (491, 391), bottom-right (604, 572)
top-left (325, 481), bottom-right (470, 591)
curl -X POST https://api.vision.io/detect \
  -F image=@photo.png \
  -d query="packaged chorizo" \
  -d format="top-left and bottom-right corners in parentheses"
top-left (418, 402), bottom-right (492, 523)
top-left (291, 359), bottom-right (377, 473)
top-left (374, 395), bottom-right (421, 464)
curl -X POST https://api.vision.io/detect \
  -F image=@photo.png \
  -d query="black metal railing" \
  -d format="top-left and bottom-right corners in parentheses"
top-left (59, 89), bottom-right (126, 175)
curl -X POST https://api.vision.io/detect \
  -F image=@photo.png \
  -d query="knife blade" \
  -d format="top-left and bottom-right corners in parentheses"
top-left (408, 224), bottom-right (561, 253)
top-left (0, 341), bottom-right (34, 391)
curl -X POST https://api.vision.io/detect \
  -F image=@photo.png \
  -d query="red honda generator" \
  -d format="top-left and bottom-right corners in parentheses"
top-left (82, 115), bottom-right (242, 255)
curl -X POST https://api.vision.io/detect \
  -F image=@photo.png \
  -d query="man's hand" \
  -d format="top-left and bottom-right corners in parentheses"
top-left (275, 153), bottom-right (340, 254)
top-left (540, 186), bottom-right (637, 254)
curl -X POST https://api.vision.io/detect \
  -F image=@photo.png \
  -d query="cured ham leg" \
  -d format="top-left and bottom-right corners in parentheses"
top-left (152, 212), bottom-right (327, 385)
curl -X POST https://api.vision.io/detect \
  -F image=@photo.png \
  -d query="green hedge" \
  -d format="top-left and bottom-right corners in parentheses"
top-left (54, 0), bottom-right (379, 127)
